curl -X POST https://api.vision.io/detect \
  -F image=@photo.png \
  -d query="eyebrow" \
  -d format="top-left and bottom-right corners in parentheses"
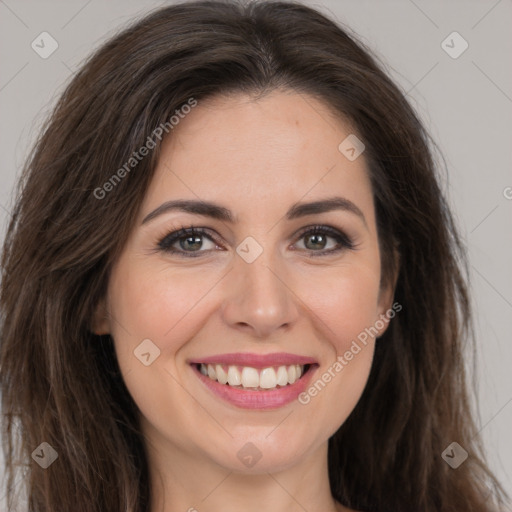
top-left (141, 196), bottom-right (367, 227)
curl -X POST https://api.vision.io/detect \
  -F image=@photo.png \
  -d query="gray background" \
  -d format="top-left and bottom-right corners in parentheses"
top-left (1, 0), bottom-right (511, 507)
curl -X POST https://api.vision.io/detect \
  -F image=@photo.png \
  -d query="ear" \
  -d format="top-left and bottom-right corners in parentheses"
top-left (375, 248), bottom-right (400, 338)
top-left (90, 296), bottom-right (111, 335)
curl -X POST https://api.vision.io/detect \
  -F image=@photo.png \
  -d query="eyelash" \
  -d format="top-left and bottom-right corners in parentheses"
top-left (157, 224), bottom-right (356, 258)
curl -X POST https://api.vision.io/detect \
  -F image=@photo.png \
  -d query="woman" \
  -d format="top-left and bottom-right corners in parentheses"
top-left (0, 1), bottom-right (509, 511)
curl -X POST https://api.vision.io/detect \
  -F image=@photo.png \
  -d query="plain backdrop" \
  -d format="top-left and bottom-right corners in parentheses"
top-left (1, 0), bottom-right (511, 508)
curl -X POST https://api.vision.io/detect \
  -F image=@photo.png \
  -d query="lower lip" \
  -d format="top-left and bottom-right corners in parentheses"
top-left (191, 364), bottom-right (318, 410)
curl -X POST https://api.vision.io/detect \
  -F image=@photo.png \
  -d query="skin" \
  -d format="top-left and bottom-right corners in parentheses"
top-left (93, 89), bottom-right (396, 512)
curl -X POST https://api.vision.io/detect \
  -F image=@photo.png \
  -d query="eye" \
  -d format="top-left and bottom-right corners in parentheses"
top-left (293, 225), bottom-right (355, 256)
top-left (157, 224), bottom-right (356, 258)
top-left (157, 225), bottom-right (219, 257)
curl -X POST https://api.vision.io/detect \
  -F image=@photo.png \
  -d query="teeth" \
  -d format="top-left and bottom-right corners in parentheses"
top-left (216, 364), bottom-right (228, 385)
top-left (276, 366), bottom-right (288, 386)
top-left (227, 366), bottom-right (241, 386)
top-left (241, 367), bottom-right (259, 388)
top-left (259, 367), bottom-right (277, 389)
top-left (287, 365), bottom-right (297, 384)
top-left (199, 363), bottom-right (307, 390)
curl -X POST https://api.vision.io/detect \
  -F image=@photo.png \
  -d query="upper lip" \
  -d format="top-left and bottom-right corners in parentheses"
top-left (188, 352), bottom-right (318, 368)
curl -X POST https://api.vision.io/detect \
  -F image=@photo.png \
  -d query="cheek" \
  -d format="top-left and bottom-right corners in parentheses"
top-left (107, 259), bottom-right (227, 372)
top-left (105, 261), bottom-right (219, 442)
top-left (109, 260), bottom-right (209, 335)
top-left (293, 267), bottom-right (380, 429)
top-left (305, 264), bottom-right (382, 350)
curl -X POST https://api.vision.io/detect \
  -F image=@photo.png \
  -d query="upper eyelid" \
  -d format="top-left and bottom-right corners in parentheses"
top-left (160, 224), bottom-right (345, 240)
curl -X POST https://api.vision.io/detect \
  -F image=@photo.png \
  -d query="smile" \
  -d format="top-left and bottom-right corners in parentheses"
top-left (189, 353), bottom-right (318, 409)
top-left (196, 363), bottom-right (309, 390)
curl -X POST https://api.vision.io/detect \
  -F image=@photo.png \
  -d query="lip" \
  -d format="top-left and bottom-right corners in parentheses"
top-left (190, 357), bottom-right (319, 410)
top-left (188, 352), bottom-right (318, 369)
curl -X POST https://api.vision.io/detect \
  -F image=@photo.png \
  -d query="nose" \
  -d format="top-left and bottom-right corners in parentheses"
top-left (220, 249), bottom-right (300, 339)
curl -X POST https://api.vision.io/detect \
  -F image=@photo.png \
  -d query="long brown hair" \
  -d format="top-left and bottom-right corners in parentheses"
top-left (1, 1), bottom-right (509, 511)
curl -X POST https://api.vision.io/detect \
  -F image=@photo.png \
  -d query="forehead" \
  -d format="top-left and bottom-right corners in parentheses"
top-left (140, 90), bottom-right (375, 226)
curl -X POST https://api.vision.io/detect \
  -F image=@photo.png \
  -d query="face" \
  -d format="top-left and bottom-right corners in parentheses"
top-left (94, 90), bottom-right (395, 475)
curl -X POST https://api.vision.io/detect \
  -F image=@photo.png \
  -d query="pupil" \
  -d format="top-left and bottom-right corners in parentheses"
top-left (306, 234), bottom-right (325, 250)
top-left (182, 235), bottom-right (202, 251)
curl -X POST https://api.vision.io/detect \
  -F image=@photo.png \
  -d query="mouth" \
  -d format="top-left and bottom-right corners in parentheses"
top-left (194, 362), bottom-right (313, 391)
top-left (189, 354), bottom-right (319, 409)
